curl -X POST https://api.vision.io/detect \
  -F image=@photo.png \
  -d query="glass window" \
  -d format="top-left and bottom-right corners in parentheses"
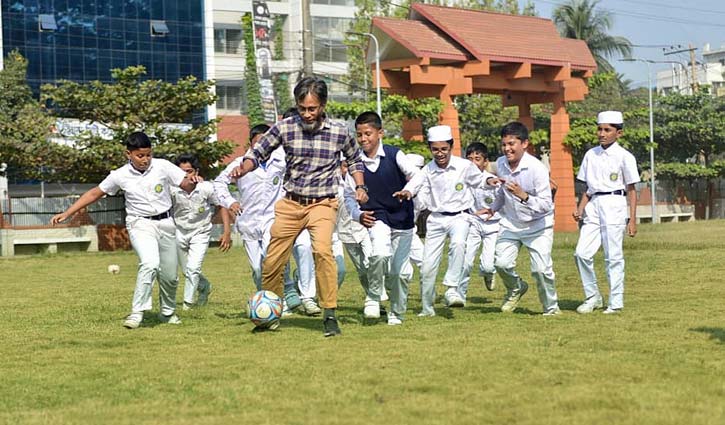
top-left (214, 28), bottom-right (244, 55)
top-left (39, 14), bottom-right (57, 31)
top-left (151, 20), bottom-right (169, 37)
top-left (214, 29), bottom-right (225, 53)
top-left (311, 17), bottom-right (351, 62)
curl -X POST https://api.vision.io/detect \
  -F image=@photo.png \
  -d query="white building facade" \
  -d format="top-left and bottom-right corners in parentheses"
top-left (656, 43), bottom-right (725, 97)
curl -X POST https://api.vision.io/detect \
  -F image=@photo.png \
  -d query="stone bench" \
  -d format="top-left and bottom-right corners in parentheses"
top-left (0, 225), bottom-right (99, 256)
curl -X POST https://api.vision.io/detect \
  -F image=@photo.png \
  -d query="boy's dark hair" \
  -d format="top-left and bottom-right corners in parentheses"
top-left (175, 153), bottom-right (200, 170)
top-left (500, 122), bottom-right (529, 141)
top-left (294, 76), bottom-right (328, 106)
top-left (282, 107), bottom-right (298, 119)
top-left (612, 123), bottom-right (624, 131)
top-left (354, 111), bottom-right (382, 130)
top-left (125, 131), bottom-right (152, 150)
top-left (465, 142), bottom-right (488, 159)
top-left (249, 123), bottom-right (271, 141)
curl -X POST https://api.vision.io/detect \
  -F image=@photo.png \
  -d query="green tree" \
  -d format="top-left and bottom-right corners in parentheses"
top-left (271, 15), bottom-right (293, 110)
top-left (0, 50), bottom-right (68, 182)
top-left (242, 13), bottom-right (265, 125)
top-left (552, 0), bottom-right (632, 73)
top-left (41, 66), bottom-right (234, 182)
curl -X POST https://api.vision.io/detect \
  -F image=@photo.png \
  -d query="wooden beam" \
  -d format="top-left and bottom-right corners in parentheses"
top-left (379, 57), bottom-right (430, 70)
top-left (543, 64), bottom-right (571, 82)
top-left (462, 59), bottom-right (490, 77)
top-left (472, 74), bottom-right (558, 93)
top-left (380, 70), bottom-right (410, 90)
top-left (410, 65), bottom-right (453, 85)
top-left (502, 62), bottom-right (531, 79)
top-left (562, 78), bottom-right (589, 102)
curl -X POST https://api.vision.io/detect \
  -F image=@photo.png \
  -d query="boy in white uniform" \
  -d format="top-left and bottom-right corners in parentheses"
top-left (573, 111), bottom-right (639, 314)
top-left (394, 125), bottom-right (495, 317)
top-left (51, 132), bottom-right (200, 328)
top-left (479, 122), bottom-right (560, 315)
top-left (213, 124), bottom-right (320, 315)
top-left (171, 154), bottom-right (232, 310)
top-left (459, 142), bottom-right (500, 303)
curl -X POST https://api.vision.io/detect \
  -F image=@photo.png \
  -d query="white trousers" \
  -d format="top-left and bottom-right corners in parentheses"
top-left (366, 221), bottom-right (414, 317)
top-left (176, 227), bottom-right (212, 305)
top-left (126, 217), bottom-right (178, 316)
top-left (574, 194), bottom-right (627, 309)
top-left (495, 225), bottom-right (558, 312)
top-left (344, 236), bottom-right (373, 298)
top-left (243, 230), bottom-right (314, 296)
top-left (459, 219), bottom-right (499, 300)
top-left (419, 213), bottom-right (470, 314)
top-left (332, 231), bottom-right (345, 288)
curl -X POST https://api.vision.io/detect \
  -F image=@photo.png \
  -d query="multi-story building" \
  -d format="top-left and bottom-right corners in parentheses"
top-left (656, 43), bottom-right (725, 97)
top-left (1, 0), bottom-right (358, 151)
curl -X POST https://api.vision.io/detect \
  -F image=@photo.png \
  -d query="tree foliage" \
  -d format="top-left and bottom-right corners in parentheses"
top-left (0, 50), bottom-right (71, 182)
top-left (41, 66), bottom-right (234, 182)
top-left (271, 15), bottom-right (293, 111)
top-left (242, 13), bottom-right (265, 125)
top-left (552, 0), bottom-right (632, 73)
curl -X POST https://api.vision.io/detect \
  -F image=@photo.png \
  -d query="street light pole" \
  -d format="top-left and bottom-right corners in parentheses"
top-left (620, 58), bottom-right (657, 223)
top-left (347, 31), bottom-right (382, 120)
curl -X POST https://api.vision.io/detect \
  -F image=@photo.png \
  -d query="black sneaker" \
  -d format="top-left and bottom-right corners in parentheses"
top-left (323, 316), bottom-right (341, 337)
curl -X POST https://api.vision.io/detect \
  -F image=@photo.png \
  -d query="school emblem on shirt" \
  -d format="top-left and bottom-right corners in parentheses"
top-left (485, 196), bottom-right (494, 204)
top-left (198, 206), bottom-right (205, 213)
top-left (154, 184), bottom-right (163, 193)
top-left (455, 182), bottom-right (464, 191)
top-left (609, 172), bottom-right (619, 181)
top-left (273, 176), bottom-right (280, 185)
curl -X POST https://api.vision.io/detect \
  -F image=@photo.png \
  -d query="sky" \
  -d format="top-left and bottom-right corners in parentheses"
top-left (527, 0), bottom-right (725, 87)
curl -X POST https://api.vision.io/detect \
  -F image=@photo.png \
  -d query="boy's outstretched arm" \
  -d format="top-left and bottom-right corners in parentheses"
top-left (50, 187), bottom-right (106, 225)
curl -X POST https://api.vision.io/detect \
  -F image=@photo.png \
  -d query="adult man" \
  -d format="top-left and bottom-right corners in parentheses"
top-left (573, 111), bottom-right (639, 314)
top-left (232, 77), bottom-right (367, 337)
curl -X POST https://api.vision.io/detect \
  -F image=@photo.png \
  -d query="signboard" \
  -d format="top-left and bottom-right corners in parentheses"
top-left (252, 1), bottom-right (278, 123)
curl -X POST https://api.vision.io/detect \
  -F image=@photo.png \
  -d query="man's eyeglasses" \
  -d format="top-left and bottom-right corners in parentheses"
top-left (297, 105), bottom-right (321, 114)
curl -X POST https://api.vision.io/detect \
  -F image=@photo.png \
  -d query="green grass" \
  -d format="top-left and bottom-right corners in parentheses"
top-left (1, 220), bottom-right (724, 425)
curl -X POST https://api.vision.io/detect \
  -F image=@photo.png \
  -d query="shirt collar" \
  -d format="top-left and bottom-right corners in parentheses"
top-left (128, 159), bottom-right (154, 176)
top-left (501, 152), bottom-right (534, 174)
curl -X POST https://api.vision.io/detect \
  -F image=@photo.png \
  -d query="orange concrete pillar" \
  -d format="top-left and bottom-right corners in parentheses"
top-left (549, 100), bottom-right (577, 232)
top-left (439, 96), bottom-right (462, 156)
top-left (402, 118), bottom-right (424, 142)
top-left (518, 103), bottom-right (536, 155)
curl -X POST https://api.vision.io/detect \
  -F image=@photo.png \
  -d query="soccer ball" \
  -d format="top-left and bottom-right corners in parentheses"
top-left (247, 290), bottom-right (283, 328)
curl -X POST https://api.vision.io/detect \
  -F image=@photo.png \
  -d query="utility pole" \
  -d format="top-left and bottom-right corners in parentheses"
top-left (301, 0), bottom-right (313, 77)
top-left (664, 44), bottom-right (698, 92)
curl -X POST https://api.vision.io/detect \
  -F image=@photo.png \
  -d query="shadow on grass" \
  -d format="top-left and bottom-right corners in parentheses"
top-left (690, 327), bottom-right (725, 344)
top-left (558, 299), bottom-right (583, 312)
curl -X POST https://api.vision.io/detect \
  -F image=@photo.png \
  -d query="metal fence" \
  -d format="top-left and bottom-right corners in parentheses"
top-left (1, 195), bottom-right (126, 227)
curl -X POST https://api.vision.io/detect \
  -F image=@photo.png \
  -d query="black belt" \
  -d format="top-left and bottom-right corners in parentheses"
top-left (593, 190), bottom-right (626, 197)
top-left (146, 210), bottom-right (172, 220)
top-left (439, 210), bottom-right (467, 216)
top-left (285, 192), bottom-right (334, 206)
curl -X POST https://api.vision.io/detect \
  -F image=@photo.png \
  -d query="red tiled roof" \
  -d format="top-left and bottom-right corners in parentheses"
top-left (410, 3), bottom-right (596, 70)
top-left (373, 16), bottom-right (470, 61)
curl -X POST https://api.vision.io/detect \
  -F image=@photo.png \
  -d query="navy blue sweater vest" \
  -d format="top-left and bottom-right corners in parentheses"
top-left (361, 145), bottom-right (414, 230)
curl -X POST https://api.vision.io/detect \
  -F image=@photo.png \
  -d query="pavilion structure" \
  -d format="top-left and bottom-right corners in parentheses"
top-left (367, 3), bottom-right (596, 232)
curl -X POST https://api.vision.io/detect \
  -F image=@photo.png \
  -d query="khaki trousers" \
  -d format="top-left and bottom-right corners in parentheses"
top-left (262, 197), bottom-right (339, 308)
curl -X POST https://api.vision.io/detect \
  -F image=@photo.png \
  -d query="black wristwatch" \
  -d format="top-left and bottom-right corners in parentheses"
top-left (356, 185), bottom-right (369, 192)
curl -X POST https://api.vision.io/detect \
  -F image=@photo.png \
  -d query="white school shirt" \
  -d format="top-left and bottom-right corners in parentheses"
top-left (577, 142), bottom-right (640, 195)
top-left (403, 155), bottom-right (493, 214)
top-left (337, 175), bottom-right (369, 244)
top-left (362, 143), bottom-right (421, 180)
top-left (171, 181), bottom-right (221, 233)
top-left (469, 184), bottom-right (501, 225)
top-left (490, 152), bottom-right (554, 230)
top-left (213, 147), bottom-right (286, 240)
top-left (98, 158), bottom-right (185, 217)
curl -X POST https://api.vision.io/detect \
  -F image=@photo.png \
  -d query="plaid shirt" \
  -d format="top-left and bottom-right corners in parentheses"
top-left (245, 115), bottom-right (364, 199)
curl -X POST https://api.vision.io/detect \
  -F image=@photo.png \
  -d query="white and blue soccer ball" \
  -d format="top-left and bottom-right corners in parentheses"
top-left (248, 290), bottom-right (283, 328)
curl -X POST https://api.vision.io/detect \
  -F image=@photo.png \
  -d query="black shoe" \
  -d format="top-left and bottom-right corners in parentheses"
top-left (379, 305), bottom-right (387, 317)
top-left (323, 316), bottom-right (341, 337)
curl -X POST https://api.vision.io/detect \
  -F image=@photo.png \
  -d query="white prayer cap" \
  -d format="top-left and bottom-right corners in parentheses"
top-left (406, 153), bottom-right (425, 168)
top-left (597, 111), bottom-right (624, 125)
top-left (427, 125), bottom-right (453, 142)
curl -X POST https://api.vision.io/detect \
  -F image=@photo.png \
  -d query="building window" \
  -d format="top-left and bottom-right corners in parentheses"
top-left (214, 28), bottom-right (244, 55)
top-left (150, 20), bottom-right (170, 37)
top-left (312, 0), bottom-right (355, 5)
top-left (216, 85), bottom-right (246, 113)
top-left (39, 14), bottom-right (58, 31)
top-left (312, 17), bottom-right (351, 62)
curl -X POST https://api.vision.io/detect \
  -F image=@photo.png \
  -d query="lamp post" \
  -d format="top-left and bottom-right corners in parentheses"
top-left (620, 58), bottom-right (657, 223)
top-left (347, 31), bottom-right (381, 120)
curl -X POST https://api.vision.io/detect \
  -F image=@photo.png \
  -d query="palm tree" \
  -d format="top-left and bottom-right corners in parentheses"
top-left (553, 0), bottom-right (632, 73)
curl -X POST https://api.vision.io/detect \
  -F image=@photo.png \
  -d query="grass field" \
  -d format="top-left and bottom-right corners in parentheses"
top-left (1, 220), bottom-right (724, 425)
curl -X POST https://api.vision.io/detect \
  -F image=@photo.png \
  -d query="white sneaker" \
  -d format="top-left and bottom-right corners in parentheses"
top-left (603, 307), bottom-right (622, 315)
top-left (301, 298), bottom-right (321, 316)
top-left (387, 312), bottom-right (402, 326)
top-left (123, 312), bottom-right (143, 329)
top-left (543, 307), bottom-right (562, 316)
top-left (158, 313), bottom-right (182, 325)
top-left (444, 289), bottom-right (465, 308)
top-left (281, 300), bottom-right (293, 317)
top-left (363, 300), bottom-right (381, 319)
top-left (417, 310), bottom-right (436, 317)
top-left (576, 296), bottom-right (604, 314)
top-left (501, 281), bottom-right (529, 313)
top-left (181, 302), bottom-right (193, 311)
